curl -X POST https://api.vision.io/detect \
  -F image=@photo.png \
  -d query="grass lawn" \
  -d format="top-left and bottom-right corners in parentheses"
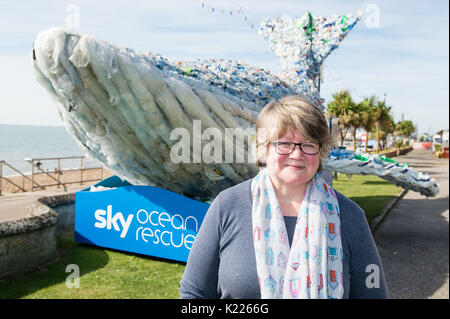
top-left (332, 173), bottom-right (403, 224)
top-left (0, 174), bottom-right (402, 299)
top-left (0, 235), bottom-right (185, 299)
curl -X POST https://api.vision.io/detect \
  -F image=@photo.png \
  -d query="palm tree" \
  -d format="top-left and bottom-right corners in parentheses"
top-left (360, 95), bottom-right (377, 152)
top-left (348, 102), bottom-right (366, 151)
top-left (378, 115), bottom-right (395, 150)
top-left (396, 120), bottom-right (416, 144)
top-left (372, 100), bottom-right (392, 152)
top-left (326, 90), bottom-right (355, 147)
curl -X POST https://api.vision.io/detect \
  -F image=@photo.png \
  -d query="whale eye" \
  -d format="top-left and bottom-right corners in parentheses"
top-left (32, 48), bottom-right (36, 61)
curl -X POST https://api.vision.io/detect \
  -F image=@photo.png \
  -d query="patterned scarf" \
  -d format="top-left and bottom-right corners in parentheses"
top-left (251, 168), bottom-right (343, 299)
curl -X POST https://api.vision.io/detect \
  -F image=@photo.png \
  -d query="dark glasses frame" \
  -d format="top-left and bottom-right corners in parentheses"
top-left (270, 141), bottom-right (322, 155)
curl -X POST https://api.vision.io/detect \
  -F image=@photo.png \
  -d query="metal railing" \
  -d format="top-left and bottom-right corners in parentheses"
top-left (0, 160), bottom-right (37, 194)
top-left (0, 156), bottom-right (104, 195)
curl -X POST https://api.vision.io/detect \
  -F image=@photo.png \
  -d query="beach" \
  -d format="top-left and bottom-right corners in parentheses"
top-left (1, 167), bottom-right (113, 194)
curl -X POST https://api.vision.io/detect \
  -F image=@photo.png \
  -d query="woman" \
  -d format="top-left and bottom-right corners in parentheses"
top-left (180, 96), bottom-right (388, 299)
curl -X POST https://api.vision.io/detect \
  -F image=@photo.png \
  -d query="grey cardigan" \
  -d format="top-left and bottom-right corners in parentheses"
top-left (180, 178), bottom-right (388, 299)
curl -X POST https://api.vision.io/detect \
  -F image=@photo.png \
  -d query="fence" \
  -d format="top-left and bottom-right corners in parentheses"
top-left (0, 156), bottom-right (105, 196)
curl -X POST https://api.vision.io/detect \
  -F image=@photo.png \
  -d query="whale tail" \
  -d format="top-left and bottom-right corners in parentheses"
top-left (259, 12), bottom-right (362, 105)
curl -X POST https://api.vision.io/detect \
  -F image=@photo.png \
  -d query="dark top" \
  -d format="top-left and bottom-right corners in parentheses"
top-left (180, 179), bottom-right (388, 299)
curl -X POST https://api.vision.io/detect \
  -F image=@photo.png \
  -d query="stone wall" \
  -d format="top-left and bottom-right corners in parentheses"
top-left (0, 225), bottom-right (57, 278)
top-left (56, 203), bottom-right (76, 233)
top-left (379, 146), bottom-right (413, 158)
top-left (0, 193), bottom-right (75, 278)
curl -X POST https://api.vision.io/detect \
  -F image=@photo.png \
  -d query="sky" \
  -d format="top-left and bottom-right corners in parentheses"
top-left (0, 0), bottom-right (448, 134)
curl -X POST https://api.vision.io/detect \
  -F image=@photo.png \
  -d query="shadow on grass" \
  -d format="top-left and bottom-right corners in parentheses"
top-left (362, 180), bottom-right (393, 186)
top-left (90, 241), bottom-right (187, 266)
top-left (0, 232), bottom-right (187, 299)
top-left (0, 234), bottom-right (109, 299)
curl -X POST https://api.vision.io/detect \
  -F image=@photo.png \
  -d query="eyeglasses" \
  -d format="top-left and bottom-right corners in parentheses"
top-left (270, 141), bottom-right (321, 155)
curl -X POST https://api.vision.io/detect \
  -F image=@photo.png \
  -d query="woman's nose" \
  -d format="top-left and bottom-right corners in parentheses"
top-left (289, 145), bottom-right (304, 159)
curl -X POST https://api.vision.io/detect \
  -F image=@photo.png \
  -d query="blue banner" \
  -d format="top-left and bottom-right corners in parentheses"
top-left (75, 176), bottom-right (210, 262)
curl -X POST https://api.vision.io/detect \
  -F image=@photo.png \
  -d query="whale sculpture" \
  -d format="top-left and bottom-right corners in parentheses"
top-left (32, 12), bottom-right (439, 199)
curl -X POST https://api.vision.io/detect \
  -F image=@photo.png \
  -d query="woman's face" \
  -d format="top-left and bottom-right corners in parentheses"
top-left (265, 129), bottom-right (320, 189)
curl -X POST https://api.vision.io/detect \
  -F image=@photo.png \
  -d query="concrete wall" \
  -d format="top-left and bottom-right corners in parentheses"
top-left (0, 225), bottom-right (57, 278)
top-left (0, 193), bottom-right (75, 278)
top-left (55, 203), bottom-right (75, 233)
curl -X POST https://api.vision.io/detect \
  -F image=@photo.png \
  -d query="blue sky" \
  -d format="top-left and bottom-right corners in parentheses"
top-left (0, 0), bottom-right (448, 134)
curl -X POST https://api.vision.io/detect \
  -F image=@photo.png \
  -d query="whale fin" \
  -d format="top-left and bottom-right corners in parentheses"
top-left (259, 12), bottom-right (362, 104)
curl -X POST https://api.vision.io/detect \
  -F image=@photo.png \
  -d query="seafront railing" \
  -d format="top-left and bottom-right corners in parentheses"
top-left (0, 160), bottom-right (33, 194)
top-left (0, 156), bottom-right (104, 195)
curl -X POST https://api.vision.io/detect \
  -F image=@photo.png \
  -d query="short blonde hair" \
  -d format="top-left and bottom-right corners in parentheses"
top-left (255, 96), bottom-right (331, 171)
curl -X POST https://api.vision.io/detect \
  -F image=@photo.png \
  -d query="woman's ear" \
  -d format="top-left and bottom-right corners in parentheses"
top-left (263, 143), bottom-right (271, 162)
top-left (256, 144), bottom-right (269, 167)
top-left (317, 159), bottom-right (322, 173)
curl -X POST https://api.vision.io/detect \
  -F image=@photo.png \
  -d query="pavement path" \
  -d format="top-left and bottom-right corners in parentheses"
top-left (373, 148), bottom-right (449, 299)
top-left (0, 185), bottom-right (87, 222)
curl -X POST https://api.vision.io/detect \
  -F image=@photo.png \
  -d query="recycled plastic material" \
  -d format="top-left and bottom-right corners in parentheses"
top-left (325, 149), bottom-right (438, 197)
top-left (32, 12), bottom-right (439, 199)
top-left (259, 12), bottom-right (361, 105)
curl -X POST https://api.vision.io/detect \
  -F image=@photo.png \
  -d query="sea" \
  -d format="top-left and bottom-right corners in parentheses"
top-left (0, 124), bottom-right (102, 177)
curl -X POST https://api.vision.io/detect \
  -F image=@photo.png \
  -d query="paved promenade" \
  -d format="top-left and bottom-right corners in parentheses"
top-left (0, 185), bottom-right (86, 222)
top-left (373, 149), bottom-right (449, 299)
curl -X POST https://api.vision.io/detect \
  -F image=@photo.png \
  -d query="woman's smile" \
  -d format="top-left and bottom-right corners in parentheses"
top-left (284, 163), bottom-right (305, 170)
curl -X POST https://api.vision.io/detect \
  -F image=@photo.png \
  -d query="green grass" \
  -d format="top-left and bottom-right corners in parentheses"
top-left (0, 174), bottom-right (401, 299)
top-left (0, 235), bottom-right (185, 299)
top-left (332, 173), bottom-right (403, 224)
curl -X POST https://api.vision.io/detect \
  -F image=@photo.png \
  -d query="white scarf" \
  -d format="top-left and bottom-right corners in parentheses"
top-left (251, 168), bottom-right (343, 299)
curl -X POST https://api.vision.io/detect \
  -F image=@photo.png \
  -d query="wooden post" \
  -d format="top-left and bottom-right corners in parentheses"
top-left (0, 161), bottom-right (3, 196)
top-left (57, 159), bottom-right (61, 188)
top-left (31, 160), bottom-right (34, 192)
top-left (80, 157), bottom-right (83, 185)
